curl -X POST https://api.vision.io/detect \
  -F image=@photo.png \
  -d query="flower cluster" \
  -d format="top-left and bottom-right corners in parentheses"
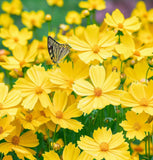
top-left (0, 0), bottom-right (153, 159)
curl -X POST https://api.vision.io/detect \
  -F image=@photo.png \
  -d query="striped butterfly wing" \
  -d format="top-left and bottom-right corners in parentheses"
top-left (48, 36), bottom-right (70, 63)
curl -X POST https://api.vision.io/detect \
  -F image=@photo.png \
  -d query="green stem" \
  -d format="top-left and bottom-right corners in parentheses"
top-left (146, 67), bottom-right (150, 83)
top-left (148, 132), bottom-right (150, 158)
top-left (86, 15), bottom-right (90, 25)
top-left (120, 61), bottom-right (123, 73)
top-left (63, 129), bottom-right (67, 145)
top-left (145, 135), bottom-right (148, 156)
top-left (92, 9), bottom-right (97, 24)
top-left (52, 124), bottom-right (58, 149)
top-left (48, 21), bottom-right (51, 34)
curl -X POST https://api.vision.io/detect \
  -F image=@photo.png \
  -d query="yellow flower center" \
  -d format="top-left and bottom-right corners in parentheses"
top-left (56, 111), bottom-right (63, 119)
top-left (0, 126), bottom-right (3, 134)
top-left (35, 86), bottom-right (43, 94)
top-left (92, 44), bottom-right (100, 54)
top-left (139, 98), bottom-right (148, 107)
top-left (12, 136), bottom-right (20, 145)
top-left (134, 50), bottom-right (140, 56)
top-left (94, 88), bottom-right (102, 97)
top-left (133, 122), bottom-right (141, 131)
top-left (134, 146), bottom-right (144, 152)
top-left (100, 142), bottom-right (109, 151)
top-left (31, 19), bottom-right (36, 25)
top-left (40, 111), bottom-right (46, 117)
top-left (143, 12), bottom-right (148, 18)
top-left (25, 114), bottom-right (33, 122)
top-left (118, 23), bottom-right (124, 29)
top-left (67, 80), bottom-right (74, 87)
top-left (53, 143), bottom-right (61, 150)
top-left (0, 103), bottom-right (3, 109)
top-left (20, 60), bottom-right (25, 67)
top-left (14, 37), bottom-right (19, 42)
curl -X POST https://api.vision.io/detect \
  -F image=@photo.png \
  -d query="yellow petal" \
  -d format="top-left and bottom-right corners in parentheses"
top-left (0, 83), bottom-right (8, 103)
top-left (112, 9), bottom-right (125, 24)
top-left (43, 151), bottom-right (60, 160)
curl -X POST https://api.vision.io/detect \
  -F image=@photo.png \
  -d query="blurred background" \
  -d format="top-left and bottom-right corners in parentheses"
top-left (0, 0), bottom-right (153, 40)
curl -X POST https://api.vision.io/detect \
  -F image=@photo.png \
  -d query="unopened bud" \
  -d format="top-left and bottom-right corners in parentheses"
top-left (45, 14), bottom-right (52, 21)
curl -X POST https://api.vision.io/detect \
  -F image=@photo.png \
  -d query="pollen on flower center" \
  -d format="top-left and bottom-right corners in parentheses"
top-left (139, 98), bottom-right (148, 107)
top-left (14, 37), bottom-right (19, 42)
top-left (35, 86), bottom-right (43, 94)
top-left (118, 23), bottom-right (124, 29)
top-left (12, 136), bottom-right (20, 145)
top-left (133, 122), bottom-right (141, 131)
top-left (56, 111), bottom-right (63, 119)
top-left (100, 142), bottom-right (109, 151)
top-left (25, 114), bottom-right (33, 122)
top-left (94, 88), bottom-right (102, 97)
top-left (92, 45), bottom-right (100, 54)
top-left (0, 126), bottom-right (3, 134)
top-left (134, 50), bottom-right (140, 56)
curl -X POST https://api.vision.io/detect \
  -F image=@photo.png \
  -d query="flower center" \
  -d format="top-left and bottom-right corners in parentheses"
top-left (134, 146), bottom-right (144, 152)
top-left (20, 60), bottom-right (25, 67)
top-left (118, 23), bottom-right (124, 29)
top-left (40, 111), bottom-right (46, 117)
top-left (133, 122), bottom-right (141, 131)
top-left (14, 37), bottom-right (19, 42)
top-left (56, 111), bottom-right (63, 119)
top-left (92, 45), bottom-right (100, 54)
top-left (100, 142), bottom-right (109, 151)
top-left (25, 114), bottom-right (33, 122)
top-left (31, 19), bottom-right (36, 25)
top-left (0, 126), bottom-right (3, 134)
top-left (134, 50), bottom-right (140, 56)
top-left (139, 98), bottom-right (148, 107)
top-left (143, 12), bottom-right (148, 18)
top-left (94, 88), bottom-right (102, 97)
top-left (35, 86), bottom-right (43, 94)
top-left (12, 136), bottom-right (20, 145)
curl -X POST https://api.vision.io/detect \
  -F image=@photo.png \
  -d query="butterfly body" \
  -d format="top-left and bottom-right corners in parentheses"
top-left (48, 36), bottom-right (71, 63)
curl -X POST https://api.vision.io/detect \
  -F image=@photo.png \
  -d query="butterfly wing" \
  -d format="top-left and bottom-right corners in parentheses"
top-left (48, 36), bottom-right (70, 63)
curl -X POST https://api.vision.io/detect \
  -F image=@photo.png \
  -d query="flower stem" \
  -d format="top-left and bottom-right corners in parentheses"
top-left (148, 132), bottom-right (150, 158)
top-left (52, 124), bottom-right (58, 149)
top-left (145, 135), bottom-right (148, 156)
top-left (63, 129), bottom-right (67, 145)
top-left (92, 9), bottom-right (97, 24)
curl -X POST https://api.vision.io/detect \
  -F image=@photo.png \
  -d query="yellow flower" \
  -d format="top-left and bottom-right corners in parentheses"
top-left (73, 65), bottom-right (121, 114)
top-left (78, 127), bottom-right (130, 160)
top-left (68, 24), bottom-right (117, 64)
top-left (14, 65), bottom-right (52, 110)
top-left (121, 80), bottom-right (153, 115)
top-left (79, 0), bottom-right (106, 11)
top-left (2, 0), bottom-right (22, 15)
top-left (115, 35), bottom-right (153, 61)
top-left (120, 111), bottom-right (151, 140)
top-left (0, 13), bottom-right (14, 28)
top-left (0, 72), bottom-right (4, 82)
top-left (0, 115), bottom-right (15, 140)
top-left (17, 108), bottom-right (49, 130)
top-left (47, 90), bottom-right (83, 132)
top-left (2, 155), bottom-right (13, 160)
top-left (0, 24), bottom-right (33, 50)
top-left (21, 10), bottom-right (45, 29)
top-left (0, 122), bottom-right (39, 160)
top-left (66, 11), bottom-right (82, 25)
top-left (132, 1), bottom-right (153, 23)
top-left (0, 83), bottom-right (22, 117)
top-left (104, 9), bottom-right (141, 35)
top-left (124, 59), bottom-right (153, 84)
top-left (48, 60), bottom-right (89, 94)
top-left (130, 141), bottom-right (145, 155)
top-left (46, 0), bottom-right (63, 7)
top-left (43, 143), bottom-right (93, 160)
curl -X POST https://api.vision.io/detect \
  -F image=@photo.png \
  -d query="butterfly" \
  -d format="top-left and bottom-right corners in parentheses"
top-left (47, 36), bottom-right (71, 63)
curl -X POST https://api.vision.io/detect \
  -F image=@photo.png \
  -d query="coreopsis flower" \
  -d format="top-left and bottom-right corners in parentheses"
top-left (0, 13), bottom-right (14, 28)
top-left (17, 107), bottom-right (49, 130)
top-left (43, 143), bottom-right (93, 160)
top-left (120, 111), bottom-right (151, 140)
top-left (48, 60), bottom-right (89, 94)
top-left (130, 141), bottom-right (145, 155)
top-left (0, 122), bottom-right (39, 160)
top-left (68, 24), bottom-right (117, 64)
top-left (0, 115), bottom-right (15, 140)
top-left (132, 1), bottom-right (153, 23)
top-left (104, 9), bottom-right (141, 35)
top-left (73, 65), bottom-right (121, 114)
top-left (0, 83), bottom-right (22, 117)
top-left (66, 11), bottom-right (82, 25)
top-left (124, 59), bottom-right (153, 84)
top-left (115, 35), bottom-right (153, 61)
top-left (47, 90), bottom-right (83, 132)
top-left (46, 0), bottom-right (63, 7)
top-left (79, 0), bottom-right (106, 11)
top-left (121, 80), bottom-right (153, 115)
top-left (0, 40), bottom-right (38, 72)
top-left (14, 65), bottom-right (52, 110)
top-left (2, 0), bottom-right (22, 15)
top-left (21, 10), bottom-right (45, 29)
top-left (78, 127), bottom-right (130, 160)
top-left (0, 24), bottom-right (33, 50)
